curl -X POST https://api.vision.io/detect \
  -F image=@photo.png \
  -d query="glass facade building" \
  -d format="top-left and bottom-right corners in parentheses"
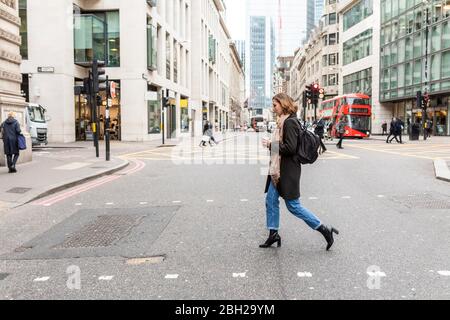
top-left (249, 16), bottom-right (267, 113)
top-left (380, 0), bottom-right (450, 135)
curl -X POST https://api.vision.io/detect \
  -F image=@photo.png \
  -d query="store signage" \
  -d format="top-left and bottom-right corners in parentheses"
top-left (37, 67), bottom-right (55, 73)
top-left (145, 91), bottom-right (158, 101)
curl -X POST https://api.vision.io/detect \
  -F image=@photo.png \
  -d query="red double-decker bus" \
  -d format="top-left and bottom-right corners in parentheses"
top-left (320, 94), bottom-right (372, 138)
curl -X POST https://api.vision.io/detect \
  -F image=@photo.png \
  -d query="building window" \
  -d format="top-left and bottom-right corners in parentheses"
top-left (329, 54), bottom-right (337, 65)
top-left (19, 0), bottom-right (27, 59)
top-left (74, 10), bottom-right (120, 67)
top-left (328, 13), bottom-right (337, 25)
top-left (431, 54), bottom-right (441, 81)
top-left (148, 98), bottom-right (161, 134)
top-left (329, 33), bottom-right (337, 45)
top-left (343, 68), bottom-right (372, 95)
top-left (174, 40), bottom-right (178, 83)
top-left (166, 33), bottom-right (171, 80)
top-left (343, 29), bottom-right (372, 65)
top-left (147, 18), bottom-right (157, 70)
top-left (442, 51), bottom-right (450, 78)
top-left (344, 0), bottom-right (373, 31)
top-left (180, 99), bottom-right (189, 132)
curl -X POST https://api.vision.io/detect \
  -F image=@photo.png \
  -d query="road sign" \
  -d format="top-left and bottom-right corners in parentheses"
top-left (110, 81), bottom-right (117, 99)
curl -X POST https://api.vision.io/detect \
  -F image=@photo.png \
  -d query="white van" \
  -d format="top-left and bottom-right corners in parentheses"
top-left (25, 103), bottom-right (50, 146)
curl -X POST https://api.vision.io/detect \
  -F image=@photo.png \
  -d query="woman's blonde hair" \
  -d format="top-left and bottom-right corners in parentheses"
top-left (7, 111), bottom-right (15, 118)
top-left (273, 93), bottom-right (298, 115)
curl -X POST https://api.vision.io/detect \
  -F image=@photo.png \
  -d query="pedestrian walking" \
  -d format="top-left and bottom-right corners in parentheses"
top-left (336, 117), bottom-right (347, 149)
top-left (388, 118), bottom-right (404, 143)
top-left (260, 93), bottom-right (339, 251)
top-left (1, 112), bottom-right (22, 173)
top-left (386, 117), bottom-right (399, 143)
top-left (209, 122), bottom-right (219, 145)
top-left (313, 118), bottom-right (327, 153)
top-left (381, 121), bottom-right (387, 136)
top-left (426, 119), bottom-right (433, 138)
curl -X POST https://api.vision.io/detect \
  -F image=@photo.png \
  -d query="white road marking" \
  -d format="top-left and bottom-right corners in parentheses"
top-left (437, 271), bottom-right (450, 276)
top-left (411, 288), bottom-right (416, 291)
top-left (240, 199), bottom-right (248, 202)
top-left (33, 277), bottom-right (50, 282)
top-left (309, 287), bottom-right (314, 290)
top-left (342, 196), bottom-right (351, 199)
top-left (98, 276), bottom-right (114, 281)
top-left (308, 197), bottom-right (318, 200)
top-left (232, 272), bottom-right (247, 278)
top-left (165, 274), bottom-right (179, 279)
top-left (206, 200), bottom-right (214, 203)
top-left (367, 271), bottom-right (387, 277)
top-left (172, 201), bottom-right (182, 203)
top-left (105, 202), bottom-right (114, 205)
top-left (75, 203), bottom-right (82, 206)
top-left (139, 202), bottom-right (148, 205)
top-left (54, 162), bottom-right (90, 170)
top-left (377, 195), bottom-right (385, 198)
top-left (297, 272), bottom-right (313, 278)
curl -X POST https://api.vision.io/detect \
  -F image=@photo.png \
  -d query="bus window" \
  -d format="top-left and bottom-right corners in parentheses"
top-left (346, 97), bottom-right (370, 105)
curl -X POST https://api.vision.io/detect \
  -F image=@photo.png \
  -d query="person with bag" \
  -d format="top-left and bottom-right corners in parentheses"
top-left (1, 112), bottom-right (23, 173)
top-left (260, 93), bottom-right (339, 251)
top-left (313, 118), bottom-right (327, 154)
top-left (336, 117), bottom-right (347, 149)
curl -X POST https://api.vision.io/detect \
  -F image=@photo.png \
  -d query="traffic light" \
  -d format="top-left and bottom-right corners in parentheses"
top-left (162, 96), bottom-right (169, 109)
top-left (312, 83), bottom-right (320, 105)
top-left (319, 88), bottom-right (325, 99)
top-left (416, 91), bottom-right (422, 109)
top-left (92, 59), bottom-right (107, 93)
top-left (305, 84), bottom-right (313, 104)
top-left (423, 92), bottom-right (430, 109)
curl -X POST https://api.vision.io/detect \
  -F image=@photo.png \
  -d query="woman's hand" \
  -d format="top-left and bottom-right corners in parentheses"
top-left (262, 138), bottom-right (271, 149)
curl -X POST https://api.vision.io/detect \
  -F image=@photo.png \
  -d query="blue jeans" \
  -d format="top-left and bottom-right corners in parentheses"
top-left (265, 181), bottom-right (321, 230)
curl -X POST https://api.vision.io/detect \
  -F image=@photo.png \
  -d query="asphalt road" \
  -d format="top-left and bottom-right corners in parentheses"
top-left (1, 133), bottom-right (450, 300)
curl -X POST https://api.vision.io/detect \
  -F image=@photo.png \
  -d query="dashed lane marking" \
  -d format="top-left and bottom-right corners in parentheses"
top-left (297, 272), bottom-right (313, 278)
top-left (139, 202), bottom-right (148, 205)
top-left (172, 201), bottom-right (182, 204)
top-left (240, 199), bottom-right (248, 202)
top-left (98, 276), bottom-right (114, 281)
top-left (206, 200), bottom-right (214, 203)
top-left (232, 272), bottom-right (247, 278)
top-left (165, 274), bottom-right (179, 279)
top-left (437, 271), bottom-right (450, 276)
top-left (33, 277), bottom-right (50, 282)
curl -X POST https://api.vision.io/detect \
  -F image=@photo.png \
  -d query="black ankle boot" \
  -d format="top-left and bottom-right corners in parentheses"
top-left (259, 230), bottom-right (281, 248)
top-left (317, 224), bottom-right (339, 251)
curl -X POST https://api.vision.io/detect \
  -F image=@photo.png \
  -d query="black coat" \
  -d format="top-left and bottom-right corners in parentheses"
top-left (1, 117), bottom-right (21, 155)
top-left (264, 114), bottom-right (302, 200)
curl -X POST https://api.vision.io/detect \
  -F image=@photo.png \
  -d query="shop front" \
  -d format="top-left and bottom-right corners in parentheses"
top-left (74, 80), bottom-right (121, 141)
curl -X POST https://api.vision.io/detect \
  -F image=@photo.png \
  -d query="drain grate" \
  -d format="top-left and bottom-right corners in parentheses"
top-left (54, 214), bottom-right (145, 248)
top-left (6, 188), bottom-right (32, 194)
top-left (391, 194), bottom-right (450, 210)
top-left (0, 273), bottom-right (10, 280)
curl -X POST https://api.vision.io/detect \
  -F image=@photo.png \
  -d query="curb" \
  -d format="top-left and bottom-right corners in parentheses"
top-left (13, 158), bottom-right (130, 208)
top-left (434, 159), bottom-right (450, 183)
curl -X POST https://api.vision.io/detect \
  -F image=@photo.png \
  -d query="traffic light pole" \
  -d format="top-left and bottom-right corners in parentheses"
top-left (423, 5), bottom-right (430, 141)
top-left (105, 76), bottom-right (110, 161)
top-left (89, 70), bottom-right (99, 158)
top-left (302, 91), bottom-right (307, 123)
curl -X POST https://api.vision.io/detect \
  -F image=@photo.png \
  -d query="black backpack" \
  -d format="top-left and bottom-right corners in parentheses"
top-left (291, 118), bottom-right (321, 164)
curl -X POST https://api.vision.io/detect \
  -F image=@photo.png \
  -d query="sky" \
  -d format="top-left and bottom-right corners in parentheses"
top-left (224, 0), bottom-right (246, 40)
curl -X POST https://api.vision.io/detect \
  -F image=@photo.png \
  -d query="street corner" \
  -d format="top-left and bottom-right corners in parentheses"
top-left (434, 159), bottom-right (450, 183)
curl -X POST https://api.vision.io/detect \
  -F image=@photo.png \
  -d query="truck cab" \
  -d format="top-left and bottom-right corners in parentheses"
top-left (25, 103), bottom-right (50, 146)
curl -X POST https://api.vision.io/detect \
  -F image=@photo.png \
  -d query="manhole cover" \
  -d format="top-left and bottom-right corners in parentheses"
top-left (54, 214), bottom-right (145, 248)
top-left (6, 188), bottom-right (32, 194)
top-left (0, 273), bottom-right (10, 280)
top-left (391, 194), bottom-right (450, 210)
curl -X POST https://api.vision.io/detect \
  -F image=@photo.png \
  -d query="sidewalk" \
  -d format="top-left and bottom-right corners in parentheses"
top-left (0, 141), bottom-right (133, 212)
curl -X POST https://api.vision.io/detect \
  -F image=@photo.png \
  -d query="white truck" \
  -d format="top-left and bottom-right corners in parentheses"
top-left (25, 103), bottom-right (50, 146)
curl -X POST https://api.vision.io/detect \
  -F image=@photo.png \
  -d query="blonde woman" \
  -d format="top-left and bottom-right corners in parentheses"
top-left (260, 93), bottom-right (339, 250)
